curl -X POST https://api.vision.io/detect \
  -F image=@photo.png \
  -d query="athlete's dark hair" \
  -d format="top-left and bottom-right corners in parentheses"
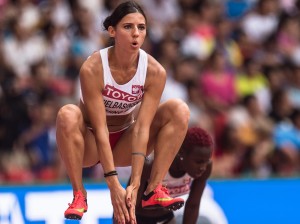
top-left (181, 127), bottom-right (214, 155)
top-left (103, 1), bottom-right (147, 30)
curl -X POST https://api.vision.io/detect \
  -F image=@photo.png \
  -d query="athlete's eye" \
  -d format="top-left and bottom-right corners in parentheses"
top-left (124, 25), bottom-right (131, 29)
top-left (138, 25), bottom-right (146, 31)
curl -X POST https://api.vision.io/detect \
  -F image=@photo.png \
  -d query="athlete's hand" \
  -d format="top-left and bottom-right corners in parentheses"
top-left (126, 184), bottom-right (138, 224)
top-left (110, 184), bottom-right (131, 224)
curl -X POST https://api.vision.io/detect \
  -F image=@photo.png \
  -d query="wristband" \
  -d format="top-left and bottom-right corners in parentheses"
top-left (104, 170), bottom-right (118, 178)
top-left (132, 152), bottom-right (149, 161)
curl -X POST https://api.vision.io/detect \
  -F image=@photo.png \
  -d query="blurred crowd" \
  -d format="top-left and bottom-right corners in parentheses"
top-left (1, 0), bottom-right (300, 184)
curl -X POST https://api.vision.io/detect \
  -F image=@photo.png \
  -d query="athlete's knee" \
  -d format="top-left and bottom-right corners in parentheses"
top-left (56, 104), bottom-right (82, 133)
top-left (167, 99), bottom-right (190, 126)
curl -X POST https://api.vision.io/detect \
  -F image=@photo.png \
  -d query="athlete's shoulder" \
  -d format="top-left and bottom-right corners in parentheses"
top-left (80, 51), bottom-right (102, 76)
top-left (146, 53), bottom-right (166, 79)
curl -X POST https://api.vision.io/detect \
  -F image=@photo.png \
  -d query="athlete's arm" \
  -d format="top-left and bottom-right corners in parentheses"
top-left (80, 52), bottom-right (130, 222)
top-left (182, 162), bottom-right (212, 224)
top-left (80, 52), bottom-right (117, 179)
top-left (129, 55), bottom-right (166, 187)
top-left (126, 55), bottom-right (166, 215)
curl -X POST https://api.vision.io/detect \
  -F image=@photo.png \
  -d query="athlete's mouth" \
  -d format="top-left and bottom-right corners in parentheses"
top-left (132, 41), bottom-right (138, 46)
top-left (194, 171), bottom-right (204, 178)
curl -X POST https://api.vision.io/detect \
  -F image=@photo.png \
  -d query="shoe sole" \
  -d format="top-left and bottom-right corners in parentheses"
top-left (64, 209), bottom-right (87, 220)
top-left (143, 201), bottom-right (184, 211)
top-left (65, 214), bottom-right (83, 220)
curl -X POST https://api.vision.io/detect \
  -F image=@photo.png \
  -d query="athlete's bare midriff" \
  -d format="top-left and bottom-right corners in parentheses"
top-left (79, 100), bottom-right (138, 132)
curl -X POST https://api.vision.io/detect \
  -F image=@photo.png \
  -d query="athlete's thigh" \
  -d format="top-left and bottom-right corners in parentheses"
top-left (82, 128), bottom-right (100, 167)
top-left (112, 100), bottom-right (186, 166)
top-left (147, 100), bottom-right (176, 146)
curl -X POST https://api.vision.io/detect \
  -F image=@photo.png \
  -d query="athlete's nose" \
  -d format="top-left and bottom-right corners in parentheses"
top-left (132, 26), bottom-right (139, 37)
top-left (198, 165), bottom-right (206, 172)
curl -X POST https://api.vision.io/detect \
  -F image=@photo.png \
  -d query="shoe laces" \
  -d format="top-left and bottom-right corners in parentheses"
top-left (158, 185), bottom-right (170, 197)
top-left (68, 191), bottom-right (85, 208)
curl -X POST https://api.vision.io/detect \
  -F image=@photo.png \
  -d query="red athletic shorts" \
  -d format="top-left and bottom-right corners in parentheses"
top-left (88, 127), bottom-right (126, 150)
top-left (87, 127), bottom-right (127, 167)
top-left (109, 129), bottom-right (126, 149)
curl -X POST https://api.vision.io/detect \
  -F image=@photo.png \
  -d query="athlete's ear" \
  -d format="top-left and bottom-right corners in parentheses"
top-left (108, 26), bottom-right (116, 38)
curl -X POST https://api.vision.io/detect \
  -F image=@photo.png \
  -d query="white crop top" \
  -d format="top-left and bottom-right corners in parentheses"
top-left (80, 46), bottom-right (148, 116)
top-left (101, 47), bottom-right (148, 115)
top-left (162, 171), bottom-right (193, 198)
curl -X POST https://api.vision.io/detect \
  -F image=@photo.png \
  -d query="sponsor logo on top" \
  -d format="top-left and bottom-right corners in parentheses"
top-left (132, 85), bottom-right (143, 94)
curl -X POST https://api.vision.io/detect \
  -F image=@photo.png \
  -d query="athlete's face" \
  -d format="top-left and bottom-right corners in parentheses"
top-left (109, 12), bottom-right (146, 51)
top-left (183, 146), bottom-right (212, 179)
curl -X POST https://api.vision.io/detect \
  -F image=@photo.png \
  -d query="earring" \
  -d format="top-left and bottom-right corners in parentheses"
top-left (177, 153), bottom-right (184, 161)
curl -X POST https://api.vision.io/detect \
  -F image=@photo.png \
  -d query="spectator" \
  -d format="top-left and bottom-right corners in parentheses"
top-left (17, 98), bottom-right (59, 181)
top-left (241, 0), bottom-right (281, 44)
top-left (214, 17), bottom-right (243, 71)
top-left (271, 108), bottom-right (300, 175)
top-left (286, 64), bottom-right (300, 108)
top-left (180, 0), bottom-right (221, 61)
top-left (235, 58), bottom-right (268, 99)
top-left (199, 49), bottom-right (237, 115)
top-left (186, 80), bottom-right (213, 131)
top-left (212, 124), bottom-right (244, 178)
top-left (2, 16), bottom-right (46, 79)
top-left (255, 64), bottom-right (286, 113)
top-left (140, 0), bottom-right (181, 43)
top-left (161, 56), bottom-right (198, 103)
top-left (67, 4), bottom-right (103, 81)
top-left (269, 88), bottom-right (294, 123)
top-left (227, 94), bottom-right (274, 177)
top-left (276, 14), bottom-right (300, 65)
